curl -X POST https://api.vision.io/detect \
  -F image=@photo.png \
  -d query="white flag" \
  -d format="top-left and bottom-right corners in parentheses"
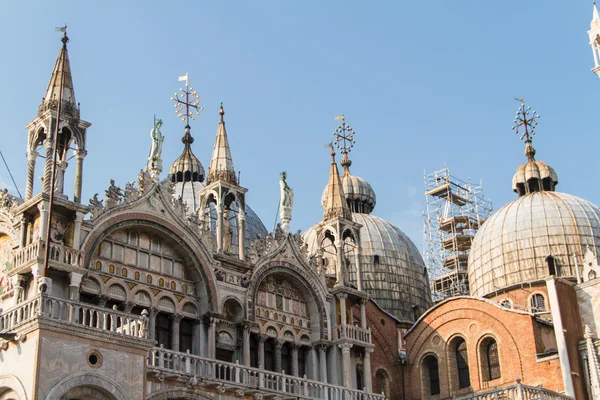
top-left (178, 75), bottom-right (188, 82)
top-left (334, 115), bottom-right (345, 121)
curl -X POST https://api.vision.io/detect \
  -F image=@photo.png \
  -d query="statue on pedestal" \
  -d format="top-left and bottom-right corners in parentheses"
top-left (147, 116), bottom-right (164, 181)
top-left (279, 172), bottom-right (294, 233)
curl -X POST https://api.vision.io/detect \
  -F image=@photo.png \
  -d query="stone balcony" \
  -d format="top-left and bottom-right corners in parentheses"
top-left (11, 240), bottom-right (83, 274)
top-left (0, 293), bottom-right (148, 341)
top-left (455, 379), bottom-right (573, 400)
top-left (333, 324), bottom-right (372, 347)
top-left (148, 346), bottom-right (385, 400)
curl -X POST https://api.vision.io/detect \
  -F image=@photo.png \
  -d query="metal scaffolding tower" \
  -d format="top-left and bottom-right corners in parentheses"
top-left (423, 166), bottom-right (492, 301)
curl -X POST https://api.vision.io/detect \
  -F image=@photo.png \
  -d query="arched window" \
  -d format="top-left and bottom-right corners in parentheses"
top-left (530, 293), bottom-right (546, 313)
top-left (356, 367), bottom-right (364, 390)
top-left (375, 370), bottom-right (390, 398)
top-left (455, 339), bottom-right (470, 389)
top-left (423, 355), bottom-right (440, 396)
top-left (480, 337), bottom-right (501, 381)
top-left (546, 256), bottom-right (556, 275)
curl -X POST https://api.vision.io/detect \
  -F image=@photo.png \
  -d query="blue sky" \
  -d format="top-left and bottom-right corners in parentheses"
top-left (0, 1), bottom-right (598, 251)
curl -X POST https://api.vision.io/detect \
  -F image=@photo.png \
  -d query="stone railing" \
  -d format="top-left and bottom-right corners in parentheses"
top-left (12, 241), bottom-right (83, 271)
top-left (334, 324), bottom-right (371, 344)
top-left (0, 294), bottom-right (148, 339)
top-left (456, 379), bottom-right (573, 400)
top-left (148, 347), bottom-right (385, 400)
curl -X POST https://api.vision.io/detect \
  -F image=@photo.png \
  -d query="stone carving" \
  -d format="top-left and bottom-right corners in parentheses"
top-left (0, 189), bottom-right (17, 212)
top-left (123, 181), bottom-right (139, 203)
top-left (89, 194), bottom-right (104, 220)
top-left (49, 219), bottom-right (68, 245)
top-left (200, 229), bottom-right (217, 253)
top-left (137, 168), bottom-right (154, 195)
top-left (279, 172), bottom-right (294, 233)
top-left (161, 179), bottom-right (175, 196)
top-left (105, 179), bottom-right (123, 208)
top-left (148, 117), bottom-right (164, 181)
top-left (172, 196), bottom-right (188, 219)
top-left (222, 209), bottom-right (233, 254)
top-left (0, 269), bottom-right (11, 295)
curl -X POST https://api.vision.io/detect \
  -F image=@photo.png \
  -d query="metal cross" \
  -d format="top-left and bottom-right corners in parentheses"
top-left (171, 73), bottom-right (203, 127)
top-left (332, 114), bottom-right (356, 154)
top-left (511, 98), bottom-right (540, 142)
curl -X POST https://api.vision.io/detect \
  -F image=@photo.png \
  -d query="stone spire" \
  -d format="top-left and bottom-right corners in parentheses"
top-left (42, 30), bottom-right (78, 118)
top-left (590, 2), bottom-right (600, 77)
top-left (322, 146), bottom-right (352, 221)
top-left (207, 103), bottom-right (237, 185)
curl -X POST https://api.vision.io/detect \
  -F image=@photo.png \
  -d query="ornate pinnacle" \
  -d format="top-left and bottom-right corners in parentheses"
top-left (171, 73), bottom-right (204, 127)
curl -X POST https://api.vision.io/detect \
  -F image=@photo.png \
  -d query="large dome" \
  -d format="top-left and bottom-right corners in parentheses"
top-left (305, 158), bottom-right (432, 323)
top-left (468, 191), bottom-right (600, 297)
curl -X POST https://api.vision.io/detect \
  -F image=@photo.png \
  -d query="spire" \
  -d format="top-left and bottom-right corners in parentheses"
top-left (592, 2), bottom-right (600, 29)
top-left (323, 146), bottom-right (352, 220)
top-left (42, 28), bottom-right (78, 117)
top-left (207, 103), bottom-right (237, 185)
top-left (590, 3), bottom-right (600, 77)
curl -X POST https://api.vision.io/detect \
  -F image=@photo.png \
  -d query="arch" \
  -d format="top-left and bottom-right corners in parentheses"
top-left (80, 212), bottom-right (218, 312)
top-left (530, 292), bottom-right (546, 313)
top-left (106, 282), bottom-right (128, 301)
top-left (546, 255), bottom-right (556, 276)
top-left (45, 372), bottom-right (131, 400)
top-left (223, 297), bottom-right (244, 323)
top-left (157, 295), bottom-right (176, 313)
top-left (374, 369), bottom-right (390, 399)
top-left (146, 388), bottom-right (215, 400)
top-left (246, 261), bottom-right (329, 340)
top-left (0, 374), bottom-right (27, 400)
top-left (421, 353), bottom-right (441, 397)
top-left (131, 288), bottom-right (153, 307)
top-left (447, 336), bottom-right (470, 390)
top-left (479, 336), bottom-right (501, 382)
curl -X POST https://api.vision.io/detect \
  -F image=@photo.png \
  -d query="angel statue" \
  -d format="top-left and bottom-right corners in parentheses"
top-left (150, 117), bottom-right (164, 160)
top-left (279, 171), bottom-right (294, 233)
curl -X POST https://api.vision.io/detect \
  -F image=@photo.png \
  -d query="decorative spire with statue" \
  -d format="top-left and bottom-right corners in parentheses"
top-left (279, 171), bottom-right (294, 233)
top-left (147, 115), bottom-right (164, 181)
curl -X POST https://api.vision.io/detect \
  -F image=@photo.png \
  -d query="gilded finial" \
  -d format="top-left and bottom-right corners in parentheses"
top-left (171, 73), bottom-right (204, 127)
top-left (333, 114), bottom-right (356, 173)
top-left (511, 98), bottom-right (540, 160)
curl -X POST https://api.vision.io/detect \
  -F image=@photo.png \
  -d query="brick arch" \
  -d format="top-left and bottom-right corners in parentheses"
top-left (45, 372), bottom-right (130, 400)
top-left (246, 260), bottom-right (329, 340)
top-left (80, 212), bottom-right (218, 312)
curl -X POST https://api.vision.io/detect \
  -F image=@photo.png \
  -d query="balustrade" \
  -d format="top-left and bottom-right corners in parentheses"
top-left (0, 294), bottom-right (148, 339)
top-left (12, 240), bottom-right (83, 271)
top-left (334, 324), bottom-right (371, 344)
top-left (12, 241), bottom-right (42, 270)
top-left (147, 346), bottom-right (385, 400)
top-left (456, 379), bottom-right (573, 400)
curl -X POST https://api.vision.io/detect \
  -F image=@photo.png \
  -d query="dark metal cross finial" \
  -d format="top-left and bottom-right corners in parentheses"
top-left (332, 114), bottom-right (356, 155)
top-left (171, 73), bottom-right (203, 127)
top-left (511, 98), bottom-right (540, 142)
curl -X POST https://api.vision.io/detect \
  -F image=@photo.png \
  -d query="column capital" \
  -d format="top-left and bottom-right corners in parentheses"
top-left (170, 314), bottom-right (183, 323)
top-left (338, 343), bottom-right (353, 353)
top-left (10, 274), bottom-right (27, 287)
top-left (364, 347), bottom-right (374, 354)
top-left (336, 292), bottom-right (348, 301)
top-left (359, 298), bottom-right (369, 305)
top-left (318, 344), bottom-right (329, 353)
top-left (74, 211), bottom-right (85, 222)
top-left (68, 272), bottom-right (84, 287)
top-left (73, 149), bottom-right (88, 160)
top-left (26, 150), bottom-right (39, 160)
top-left (275, 339), bottom-right (286, 348)
top-left (259, 334), bottom-right (269, 343)
top-left (37, 201), bottom-right (48, 213)
top-left (43, 138), bottom-right (53, 148)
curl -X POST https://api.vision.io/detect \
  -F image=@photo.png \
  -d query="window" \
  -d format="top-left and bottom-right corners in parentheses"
top-left (180, 319), bottom-right (193, 352)
top-left (375, 370), bottom-right (390, 399)
top-left (480, 337), bottom-right (501, 381)
top-left (424, 355), bottom-right (440, 395)
top-left (546, 256), bottom-right (556, 276)
top-left (455, 339), bottom-right (470, 389)
top-left (156, 313), bottom-right (172, 349)
top-left (356, 367), bottom-right (364, 390)
top-left (530, 294), bottom-right (546, 313)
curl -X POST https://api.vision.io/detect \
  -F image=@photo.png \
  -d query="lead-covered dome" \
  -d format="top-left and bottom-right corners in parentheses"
top-left (468, 191), bottom-right (600, 297)
top-left (305, 153), bottom-right (431, 323)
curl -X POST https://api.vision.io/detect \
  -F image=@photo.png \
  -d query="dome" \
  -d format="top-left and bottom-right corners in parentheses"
top-left (468, 191), bottom-right (600, 297)
top-left (169, 126), bottom-right (205, 183)
top-left (512, 160), bottom-right (558, 196)
top-left (304, 214), bottom-right (431, 323)
top-left (322, 172), bottom-right (376, 214)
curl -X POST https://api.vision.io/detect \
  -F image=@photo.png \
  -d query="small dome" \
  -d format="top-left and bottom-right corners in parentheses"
top-left (321, 171), bottom-right (376, 214)
top-left (468, 191), bottom-right (600, 297)
top-left (169, 126), bottom-right (205, 183)
top-left (304, 214), bottom-right (432, 323)
top-left (512, 160), bottom-right (558, 195)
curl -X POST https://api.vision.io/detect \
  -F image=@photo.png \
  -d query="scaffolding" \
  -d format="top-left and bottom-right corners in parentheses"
top-left (423, 166), bottom-right (492, 301)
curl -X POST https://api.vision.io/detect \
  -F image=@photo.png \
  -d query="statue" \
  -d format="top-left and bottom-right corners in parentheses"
top-left (138, 169), bottom-right (154, 195)
top-left (279, 171), bottom-right (294, 233)
top-left (50, 219), bottom-right (67, 245)
top-left (89, 193), bottom-right (104, 220)
top-left (53, 161), bottom-right (67, 194)
top-left (124, 181), bottom-right (139, 203)
top-left (105, 179), bottom-right (123, 208)
top-left (222, 209), bottom-right (233, 254)
top-left (147, 117), bottom-right (164, 181)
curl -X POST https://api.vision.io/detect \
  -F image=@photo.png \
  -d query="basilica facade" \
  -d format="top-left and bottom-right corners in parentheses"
top-left (1, 5), bottom-right (600, 400)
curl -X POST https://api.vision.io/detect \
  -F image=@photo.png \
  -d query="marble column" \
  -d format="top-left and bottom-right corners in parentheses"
top-left (68, 272), bottom-right (83, 301)
top-left (171, 315), bottom-right (182, 351)
top-left (292, 344), bottom-right (299, 377)
top-left (42, 138), bottom-right (53, 194)
top-left (216, 204), bottom-right (224, 253)
top-left (309, 346), bottom-right (318, 380)
top-left (337, 293), bottom-right (348, 326)
top-left (319, 345), bottom-right (328, 383)
top-left (148, 309), bottom-right (156, 340)
top-left (360, 299), bottom-right (367, 330)
top-left (73, 149), bottom-right (87, 203)
top-left (363, 348), bottom-right (373, 392)
top-left (19, 216), bottom-right (29, 248)
top-left (258, 335), bottom-right (267, 369)
top-left (339, 343), bottom-right (353, 388)
top-left (198, 319), bottom-right (206, 356)
top-left (335, 239), bottom-right (345, 287)
top-left (237, 210), bottom-right (246, 261)
top-left (242, 325), bottom-right (251, 366)
top-left (72, 211), bottom-right (84, 250)
top-left (275, 340), bottom-right (284, 373)
top-left (10, 275), bottom-right (26, 306)
top-left (37, 201), bottom-right (49, 243)
top-left (207, 317), bottom-right (216, 359)
top-left (354, 246), bottom-right (363, 291)
top-left (25, 149), bottom-right (38, 200)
